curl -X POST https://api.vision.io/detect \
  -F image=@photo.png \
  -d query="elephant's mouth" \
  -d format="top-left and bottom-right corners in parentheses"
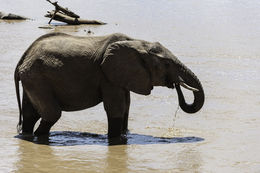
top-left (165, 77), bottom-right (199, 92)
top-left (165, 75), bottom-right (175, 89)
top-left (166, 83), bottom-right (175, 89)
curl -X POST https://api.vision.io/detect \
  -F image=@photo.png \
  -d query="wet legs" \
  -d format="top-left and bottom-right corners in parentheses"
top-left (21, 93), bottom-right (40, 134)
top-left (102, 85), bottom-right (130, 138)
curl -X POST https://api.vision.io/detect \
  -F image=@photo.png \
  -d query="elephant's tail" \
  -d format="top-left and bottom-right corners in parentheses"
top-left (14, 67), bottom-right (22, 134)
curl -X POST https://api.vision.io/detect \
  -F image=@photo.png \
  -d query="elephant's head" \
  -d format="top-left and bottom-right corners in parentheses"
top-left (101, 40), bottom-right (204, 113)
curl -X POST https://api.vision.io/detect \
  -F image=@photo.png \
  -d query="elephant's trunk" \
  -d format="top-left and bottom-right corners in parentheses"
top-left (175, 65), bottom-right (205, 113)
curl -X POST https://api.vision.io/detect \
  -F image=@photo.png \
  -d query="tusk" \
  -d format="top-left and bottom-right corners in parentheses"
top-left (179, 82), bottom-right (199, 92)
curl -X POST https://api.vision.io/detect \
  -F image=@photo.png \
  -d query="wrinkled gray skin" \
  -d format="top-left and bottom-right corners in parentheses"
top-left (14, 32), bottom-right (204, 138)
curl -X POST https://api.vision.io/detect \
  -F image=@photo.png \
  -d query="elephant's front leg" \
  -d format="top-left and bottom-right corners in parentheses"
top-left (102, 85), bottom-right (129, 138)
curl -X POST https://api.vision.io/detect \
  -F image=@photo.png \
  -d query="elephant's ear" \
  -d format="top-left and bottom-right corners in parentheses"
top-left (101, 41), bottom-right (152, 95)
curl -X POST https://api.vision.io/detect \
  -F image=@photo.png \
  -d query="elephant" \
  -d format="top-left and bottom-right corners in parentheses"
top-left (14, 32), bottom-right (204, 138)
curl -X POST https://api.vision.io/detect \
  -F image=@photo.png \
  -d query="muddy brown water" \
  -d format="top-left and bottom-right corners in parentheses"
top-left (0, 0), bottom-right (260, 172)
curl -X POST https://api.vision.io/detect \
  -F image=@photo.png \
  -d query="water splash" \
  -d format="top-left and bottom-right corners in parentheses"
top-left (172, 104), bottom-right (180, 128)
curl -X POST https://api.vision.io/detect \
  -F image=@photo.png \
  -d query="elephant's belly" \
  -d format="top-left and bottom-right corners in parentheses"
top-left (56, 89), bottom-right (102, 111)
top-left (51, 77), bottom-right (103, 111)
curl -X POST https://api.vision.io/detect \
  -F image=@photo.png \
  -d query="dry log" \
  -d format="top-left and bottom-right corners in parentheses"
top-left (45, 11), bottom-right (105, 25)
top-left (0, 11), bottom-right (28, 20)
top-left (45, 0), bottom-right (105, 25)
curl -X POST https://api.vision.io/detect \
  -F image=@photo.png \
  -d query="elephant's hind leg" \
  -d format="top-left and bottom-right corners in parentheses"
top-left (22, 81), bottom-right (62, 136)
top-left (33, 96), bottom-right (62, 136)
top-left (21, 92), bottom-right (40, 135)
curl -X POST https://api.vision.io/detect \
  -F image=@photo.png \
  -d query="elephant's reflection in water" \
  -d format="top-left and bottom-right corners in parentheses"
top-left (15, 132), bottom-right (203, 172)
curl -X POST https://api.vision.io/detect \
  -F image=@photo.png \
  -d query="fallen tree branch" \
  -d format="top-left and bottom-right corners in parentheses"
top-left (45, 11), bottom-right (106, 25)
top-left (45, 0), bottom-right (105, 25)
top-left (46, 0), bottom-right (80, 18)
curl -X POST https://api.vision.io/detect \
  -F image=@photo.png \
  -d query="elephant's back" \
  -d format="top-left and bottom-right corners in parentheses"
top-left (17, 32), bottom-right (132, 76)
top-left (18, 33), bottom-right (101, 76)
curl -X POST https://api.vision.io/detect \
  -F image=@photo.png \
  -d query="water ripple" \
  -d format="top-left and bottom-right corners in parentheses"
top-left (15, 131), bottom-right (204, 146)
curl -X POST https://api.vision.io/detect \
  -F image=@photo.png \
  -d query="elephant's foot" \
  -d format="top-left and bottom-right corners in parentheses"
top-left (122, 129), bottom-right (130, 135)
top-left (108, 135), bottom-right (127, 145)
top-left (21, 129), bottom-right (33, 136)
top-left (20, 132), bottom-right (33, 136)
top-left (122, 117), bottom-right (129, 135)
top-left (107, 117), bottom-right (123, 138)
top-left (34, 120), bottom-right (54, 136)
top-left (22, 119), bottom-right (38, 135)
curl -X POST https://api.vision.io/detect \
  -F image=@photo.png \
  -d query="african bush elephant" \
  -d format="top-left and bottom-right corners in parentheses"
top-left (14, 32), bottom-right (204, 138)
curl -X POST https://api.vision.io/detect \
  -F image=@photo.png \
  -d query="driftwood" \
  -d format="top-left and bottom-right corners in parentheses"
top-left (45, 11), bottom-right (105, 25)
top-left (0, 11), bottom-right (28, 20)
top-left (45, 0), bottom-right (105, 25)
top-left (46, 0), bottom-right (80, 18)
